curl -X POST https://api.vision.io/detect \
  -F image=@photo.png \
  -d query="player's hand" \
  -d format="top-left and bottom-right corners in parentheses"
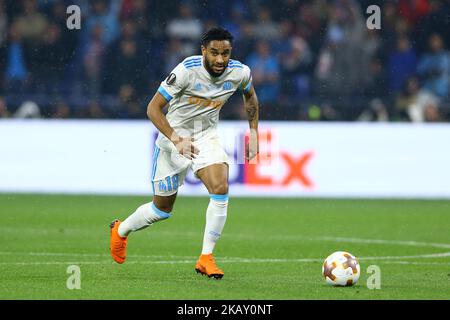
top-left (172, 136), bottom-right (199, 160)
top-left (246, 131), bottom-right (259, 162)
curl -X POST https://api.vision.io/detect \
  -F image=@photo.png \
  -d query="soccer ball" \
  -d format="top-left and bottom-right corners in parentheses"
top-left (322, 251), bottom-right (360, 286)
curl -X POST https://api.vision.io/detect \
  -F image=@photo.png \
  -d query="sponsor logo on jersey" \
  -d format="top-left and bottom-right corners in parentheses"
top-left (188, 96), bottom-right (225, 109)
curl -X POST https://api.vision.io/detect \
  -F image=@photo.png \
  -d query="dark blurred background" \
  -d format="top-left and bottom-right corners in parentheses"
top-left (0, 0), bottom-right (449, 121)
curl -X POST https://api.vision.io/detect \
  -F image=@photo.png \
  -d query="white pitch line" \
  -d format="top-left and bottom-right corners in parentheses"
top-left (314, 236), bottom-right (450, 249)
top-left (0, 258), bottom-right (449, 266)
top-left (1, 252), bottom-right (450, 266)
top-left (359, 252), bottom-right (450, 260)
top-left (1, 237), bottom-right (450, 266)
top-left (2, 235), bottom-right (450, 259)
top-left (2, 253), bottom-right (449, 263)
top-left (388, 261), bottom-right (450, 266)
top-left (0, 260), bottom-right (194, 266)
top-left (0, 251), bottom-right (194, 259)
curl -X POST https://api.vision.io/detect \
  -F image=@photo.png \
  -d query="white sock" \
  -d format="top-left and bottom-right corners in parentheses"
top-left (201, 194), bottom-right (228, 255)
top-left (118, 202), bottom-right (171, 237)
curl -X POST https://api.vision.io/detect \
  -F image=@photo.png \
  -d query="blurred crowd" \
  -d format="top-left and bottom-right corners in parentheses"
top-left (0, 0), bottom-right (449, 122)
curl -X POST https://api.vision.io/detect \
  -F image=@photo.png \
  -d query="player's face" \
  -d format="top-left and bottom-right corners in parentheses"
top-left (201, 40), bottom-right (232, 77)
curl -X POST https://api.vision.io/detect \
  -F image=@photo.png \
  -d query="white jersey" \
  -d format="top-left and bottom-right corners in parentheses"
top-left (156, 55), bottom-right (252, 150)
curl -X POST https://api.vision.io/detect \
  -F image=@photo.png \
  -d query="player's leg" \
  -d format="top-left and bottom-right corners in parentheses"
top-left (197, 163), bottom-right (229, 254)
top-left (194, 163), bottom-right (229, 279)
top-left (110, 194), bottom-right (176, 264)
top-left (118, 193), bottom-right (177, 237)
top-left (110, 145), bottom-right (189, 264)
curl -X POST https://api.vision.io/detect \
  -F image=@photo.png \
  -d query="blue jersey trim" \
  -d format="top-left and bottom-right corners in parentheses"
top-left (184, 57), bottom-right (201, 64)
top-left (210, 194), bottom-right (229, 202)
top-left (184, 59), bottom-right (202, 67)
top-left (228, 60), bottom-right (243, 68)
top-left (158, 86), bottom-right (173, 102)
top-left (185, 64), bottom-right (202, 69)
top-left (243, 82), bottom-right (252, 93)
top-left (152, 202), bottom-right (172, 218)
top-left (184, 63), bottom-right (202, 67)
top-left (184, 59), bottom-right (201, 64)
top-left (151, 145), bottom-right (160, 194)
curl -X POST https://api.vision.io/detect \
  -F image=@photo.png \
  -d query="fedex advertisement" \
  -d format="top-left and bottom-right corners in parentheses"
top-left (1, 120), bottom-right (450, 198)
top-left (182, 122), bottom-right (450, 198)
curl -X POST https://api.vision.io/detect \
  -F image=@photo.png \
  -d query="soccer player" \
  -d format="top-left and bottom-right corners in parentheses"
top-left (109, 27), bottom-right (259, 279)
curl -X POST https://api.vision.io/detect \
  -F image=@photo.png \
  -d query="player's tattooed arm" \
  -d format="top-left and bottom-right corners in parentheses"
top-left (246, 104), bottom-right (257, 122)
top-left (243, 86), bottom-right (259, 161)
top-left (147, 92), bottom-right (199, 159)
top-left (243, 85), bottom-right (259, 128)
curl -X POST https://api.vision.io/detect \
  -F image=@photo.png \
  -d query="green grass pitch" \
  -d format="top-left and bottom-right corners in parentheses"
top-left (0, 194), bottom-right (449, 299)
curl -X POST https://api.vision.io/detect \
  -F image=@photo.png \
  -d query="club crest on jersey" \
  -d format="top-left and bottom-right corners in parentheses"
top-left (166, 73), bottom-right (176, 85)
top-left (194, 83), bottom-right (202, 91)
top-left (223, 81), bottom-right (232, 90)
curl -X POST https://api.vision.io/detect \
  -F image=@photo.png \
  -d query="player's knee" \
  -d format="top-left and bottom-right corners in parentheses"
top-left (153, 199), bottom-right (174, 213)
top-left (156, 204), bottom-right (173, 213)
top-left (209, 182), bottom-right (228, 196)
top-left (153, 193), bottom-right (177, 213)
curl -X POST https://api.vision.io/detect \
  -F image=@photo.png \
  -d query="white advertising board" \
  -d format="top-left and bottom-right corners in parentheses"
top-left (1, 120), bottom-right (449, 198)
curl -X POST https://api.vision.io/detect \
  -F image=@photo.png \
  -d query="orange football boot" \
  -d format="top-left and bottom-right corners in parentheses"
top-left (195, 254), bottom-right (224, 279)
top-left (109, 219), bottom-right (128, 264)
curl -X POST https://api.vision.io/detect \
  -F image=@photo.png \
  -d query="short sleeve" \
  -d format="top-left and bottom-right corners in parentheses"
top-left (158, 64), bottom-right (189, 102)
top-left (240, 65), bottom-right (253, 94)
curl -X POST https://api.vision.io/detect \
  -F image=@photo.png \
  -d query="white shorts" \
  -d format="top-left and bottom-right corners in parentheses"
top-left (151, 135), bottom-right (229, 196)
